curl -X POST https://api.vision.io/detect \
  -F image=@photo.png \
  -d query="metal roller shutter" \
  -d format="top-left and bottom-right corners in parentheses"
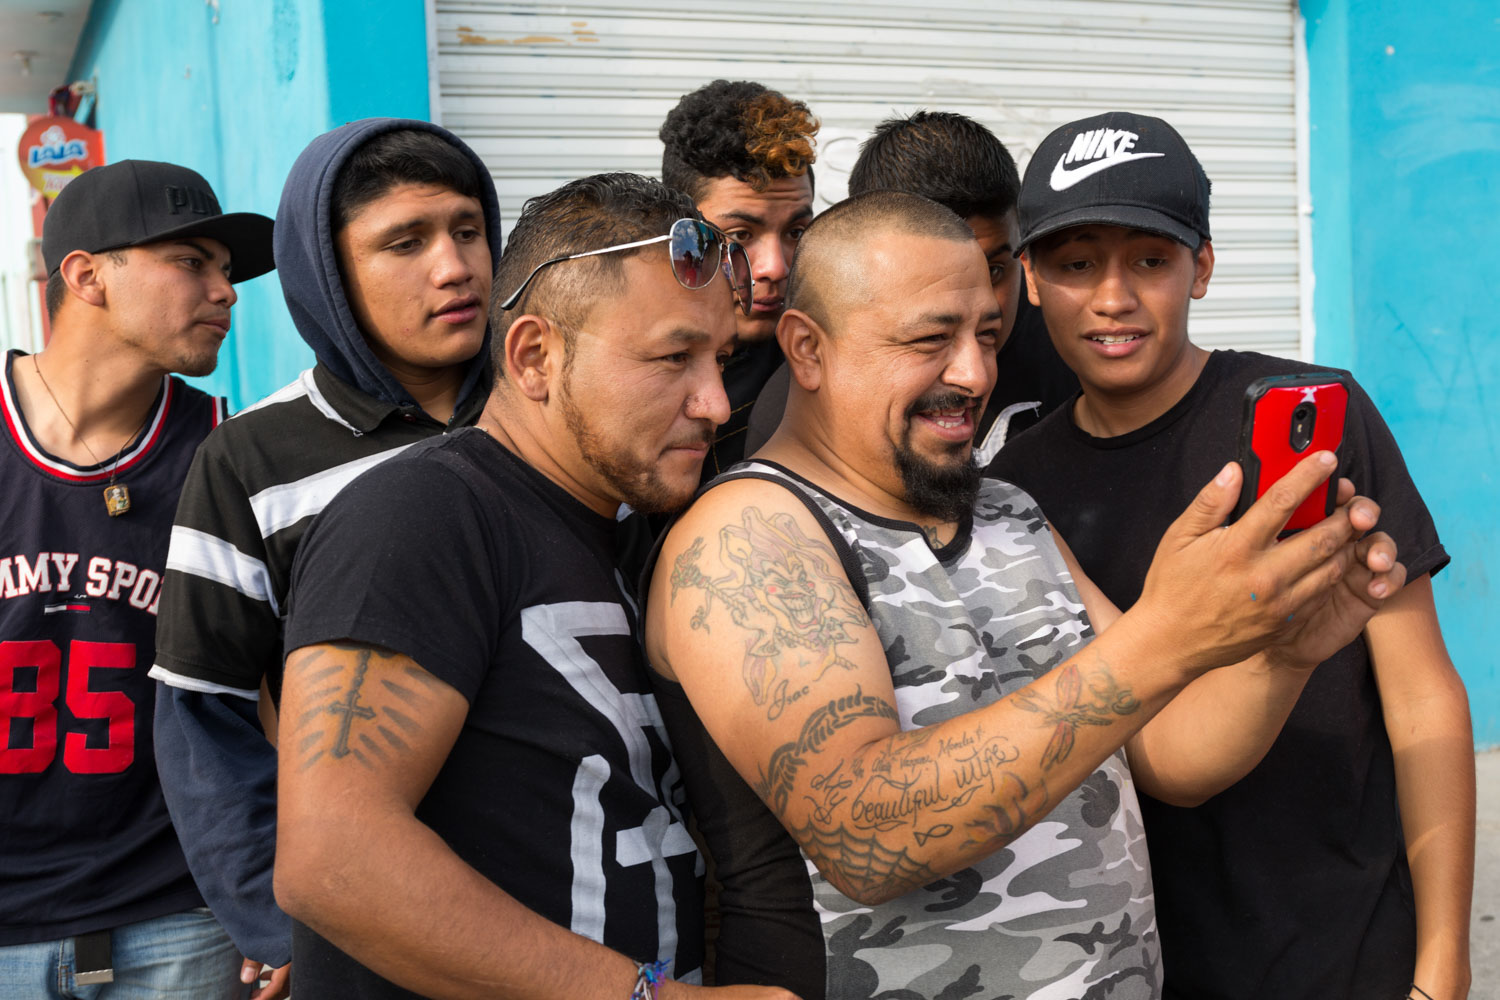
top-left (430, 0), bottom-right (1306, 358)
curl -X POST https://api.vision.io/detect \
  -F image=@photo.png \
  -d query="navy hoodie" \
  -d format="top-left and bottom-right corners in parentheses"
top-left (151, 118), bottom-right (502, 969)
top-left (275, 116), bottom-right (501, 405)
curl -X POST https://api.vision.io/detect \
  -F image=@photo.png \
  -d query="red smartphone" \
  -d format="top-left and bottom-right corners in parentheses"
top-left (1230, 372), bottom-right (1350, 531)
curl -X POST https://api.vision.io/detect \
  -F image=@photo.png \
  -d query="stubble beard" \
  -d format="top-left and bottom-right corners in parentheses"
top-left (557, 367), bottom-right (695, 516)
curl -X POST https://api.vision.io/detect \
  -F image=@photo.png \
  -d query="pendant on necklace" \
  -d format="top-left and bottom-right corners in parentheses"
top-left (103, 483), bottom-right (132, 517)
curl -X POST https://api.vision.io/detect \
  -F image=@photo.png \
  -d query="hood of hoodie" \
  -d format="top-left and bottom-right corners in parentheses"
top-left (274, 117), bottom-right (501, 410)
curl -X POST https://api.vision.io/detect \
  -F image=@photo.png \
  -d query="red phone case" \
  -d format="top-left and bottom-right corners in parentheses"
top-left (1232, 373), bottom-right (1350, 531)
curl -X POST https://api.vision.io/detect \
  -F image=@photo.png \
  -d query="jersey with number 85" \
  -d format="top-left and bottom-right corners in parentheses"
top-left (0, 355), bottom-right (225, 946)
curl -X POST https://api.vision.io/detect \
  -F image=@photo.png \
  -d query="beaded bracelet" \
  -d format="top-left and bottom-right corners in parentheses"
top-left (631, 960), bottom-right (668, 1000)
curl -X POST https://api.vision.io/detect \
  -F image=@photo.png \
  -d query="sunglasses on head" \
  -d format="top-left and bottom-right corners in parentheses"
top-left (496, 218), bottom-right (753, 316)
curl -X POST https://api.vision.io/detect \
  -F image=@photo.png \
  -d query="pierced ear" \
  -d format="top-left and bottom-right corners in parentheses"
top-left (777, 308), bottom-right (825, 392)
top-left (503, 315), bottom-right (558, 402)
top-left (59, 250), bottom-right (107, 309)
top-left (1191, 241), bottom-right (1215, 300)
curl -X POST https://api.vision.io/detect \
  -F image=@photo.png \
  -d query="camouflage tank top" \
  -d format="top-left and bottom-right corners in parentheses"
top-left (735, 461), bottom-right (1160, 1000)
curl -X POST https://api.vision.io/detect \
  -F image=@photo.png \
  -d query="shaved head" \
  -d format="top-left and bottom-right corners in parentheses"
top-left (786, 190), bottom-right (975, 333)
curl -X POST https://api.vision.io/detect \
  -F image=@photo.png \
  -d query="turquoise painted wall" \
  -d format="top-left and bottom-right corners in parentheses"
top-left (67, 0), bottom-right (430, 408)
top-left (1303, 1), bottom-right (1500, 746)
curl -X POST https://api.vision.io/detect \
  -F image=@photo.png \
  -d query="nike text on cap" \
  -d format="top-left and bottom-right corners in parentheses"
top-left (1015, 111), bottom-right (1211, 254)
top-left (41, 160), bottom-right (275, 282)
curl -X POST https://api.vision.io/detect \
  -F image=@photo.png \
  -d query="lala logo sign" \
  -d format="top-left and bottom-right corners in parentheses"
top-left (16, 116), bottom-right (105, 199)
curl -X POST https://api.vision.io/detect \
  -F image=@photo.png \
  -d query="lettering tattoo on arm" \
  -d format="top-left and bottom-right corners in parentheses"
top-left (670, 506), bottom-right (870, 711)
top-left (751, 660), bottom-right (1141, 898)
top-left (286, 642), bottom-right (441, 773)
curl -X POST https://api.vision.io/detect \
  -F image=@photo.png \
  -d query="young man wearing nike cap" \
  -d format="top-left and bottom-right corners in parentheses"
top-left (0, 160), bottom-right (272, 996)
top-left (992, 111), bottom-right (1475, 999)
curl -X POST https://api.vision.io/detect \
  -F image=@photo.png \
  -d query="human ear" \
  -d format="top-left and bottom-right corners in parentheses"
top-left (778, 308), bottom-right (825, 392)
top-left (1021, 251), bottom-right (1042, 307)
top-left (58, 251), bottom-right (108, 309)
top-left (503, 315), bottom-right (558, 402)
top-left (1191, 241), bottom-right (1215, 299)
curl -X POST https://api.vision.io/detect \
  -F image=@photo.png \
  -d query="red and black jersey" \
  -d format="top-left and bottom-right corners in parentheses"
top-left (0, 349), bottom-right (227, 945)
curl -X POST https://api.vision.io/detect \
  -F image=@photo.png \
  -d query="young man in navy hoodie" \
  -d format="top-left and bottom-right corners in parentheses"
top-left (992, 111), bottom-right (1474, 1000)
top-left (149, 119), bottom-right (500, 998)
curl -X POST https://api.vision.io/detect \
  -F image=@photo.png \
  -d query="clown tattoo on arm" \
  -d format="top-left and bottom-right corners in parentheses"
top-left (670, 506), bottom-right (871, 715)
top-left (664, 501), bottom-right (1144, 905)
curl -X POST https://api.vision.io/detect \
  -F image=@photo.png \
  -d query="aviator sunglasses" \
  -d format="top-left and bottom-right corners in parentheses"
top-left (497, 218), bottom-right (753, 316)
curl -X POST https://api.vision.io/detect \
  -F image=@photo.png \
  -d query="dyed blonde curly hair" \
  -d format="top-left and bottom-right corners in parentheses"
top-left (660, 80), bottom-right (820, 200)
top-left (739, 91), bottom-right (820, 190)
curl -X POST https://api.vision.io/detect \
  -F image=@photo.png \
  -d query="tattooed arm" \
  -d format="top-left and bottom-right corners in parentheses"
top-left (646, 455), bottom-right (1400, 905)
top-left (275, 642), bottom-right (797, 1000)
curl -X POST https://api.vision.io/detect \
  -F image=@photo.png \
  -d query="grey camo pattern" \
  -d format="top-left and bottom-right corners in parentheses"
top-left (741, 464), bottom-right (1159, 1000)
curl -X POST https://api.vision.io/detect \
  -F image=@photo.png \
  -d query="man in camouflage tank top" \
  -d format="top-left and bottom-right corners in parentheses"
top-left (644, 191), bottom-right (1408, 999)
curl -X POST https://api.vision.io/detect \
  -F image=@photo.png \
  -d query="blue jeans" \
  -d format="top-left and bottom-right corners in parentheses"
top-left (0, 908), bottom-right (247, 999)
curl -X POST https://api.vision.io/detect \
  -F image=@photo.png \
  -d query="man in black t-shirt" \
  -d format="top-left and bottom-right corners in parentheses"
top-left (992, 112), bottom-right (1475, 1000)
top-left (275, 174), bottom-right (795, 1000)
top-left (660, 80), bottom-right (819, 480)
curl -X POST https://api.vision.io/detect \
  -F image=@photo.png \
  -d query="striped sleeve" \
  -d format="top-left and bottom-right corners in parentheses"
top-left (151, 434), bottom-right (280, 699)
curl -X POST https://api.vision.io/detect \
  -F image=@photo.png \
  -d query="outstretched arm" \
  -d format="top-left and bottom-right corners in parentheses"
top-left (647, 453), bottom-right (1385, 905)
top-left (275, 642), bottom-right (796, 1000)
top-left (1109, 479), bottom-right (1405, 805)
top-left (1368, 576), bottom-right (1474, 1000)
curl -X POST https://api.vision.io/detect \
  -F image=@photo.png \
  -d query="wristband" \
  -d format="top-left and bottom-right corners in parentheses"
top-left (631, 960), bottom-right (668, 1000)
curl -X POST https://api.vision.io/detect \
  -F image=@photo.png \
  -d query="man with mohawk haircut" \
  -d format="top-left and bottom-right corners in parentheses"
top-left (660, 80), bottom-right (819, 480)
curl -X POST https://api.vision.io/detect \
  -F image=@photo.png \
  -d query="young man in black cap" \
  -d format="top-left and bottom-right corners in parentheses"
top-left (148, 119), bottom-right (500, 998)
top-left (0, 160), bottom-right (272, 996)
top-left (660, 79), bottom-right (819, 479)
top-left (844, 110), bottom-right (1078, 459)
top-left (993, 111), bottom-right (1474, 999)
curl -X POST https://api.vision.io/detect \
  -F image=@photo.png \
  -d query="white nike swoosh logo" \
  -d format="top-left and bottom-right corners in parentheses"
top-left (1050, 151), bottom-right (1165, 191)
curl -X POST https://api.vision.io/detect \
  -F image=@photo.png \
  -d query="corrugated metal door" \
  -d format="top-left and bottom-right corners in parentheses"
top-left (431, 1), bottom-right (1305, 357)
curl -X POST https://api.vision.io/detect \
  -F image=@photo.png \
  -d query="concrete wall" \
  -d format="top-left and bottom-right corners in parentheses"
top-left (66, 0), bottom-right (430, 407)
top-left (1302, 0), bottom-right (1499, 745)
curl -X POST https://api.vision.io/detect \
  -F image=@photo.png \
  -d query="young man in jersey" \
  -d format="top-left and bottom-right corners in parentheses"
top-left (845, 110), bottom-right (1078, 459)
top-left (660, 79), bottom-right (819, 479)
top-left (273, 173), bottom-right (793, 1000)
top-left (0, 160), bottom-right (272, 996)
top-left (642, 190), bottom-right (1407, 998)
top-left (991, 111), bottom-right (1474, 999)
top-left (148, 119), bottom-right (500, 997)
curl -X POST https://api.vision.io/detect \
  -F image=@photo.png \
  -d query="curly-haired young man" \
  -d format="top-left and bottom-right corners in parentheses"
top-left (660, 80), bottom-right (819, 479)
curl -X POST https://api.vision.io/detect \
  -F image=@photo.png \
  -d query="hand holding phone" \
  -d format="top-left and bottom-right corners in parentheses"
top-left (1230, 372), bottom-right (1351, 532)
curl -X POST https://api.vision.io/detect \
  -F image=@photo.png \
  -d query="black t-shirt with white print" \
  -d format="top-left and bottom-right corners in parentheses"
top-left (283, 428), bottom-right (703, 998)
top-left (992, 349), bottom-right (1448, 999)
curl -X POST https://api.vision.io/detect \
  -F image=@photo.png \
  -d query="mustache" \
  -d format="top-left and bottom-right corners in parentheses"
top-left (666, 423), bottom-right (716, 450)
top-left (905, 391), bottom-right (978, 420)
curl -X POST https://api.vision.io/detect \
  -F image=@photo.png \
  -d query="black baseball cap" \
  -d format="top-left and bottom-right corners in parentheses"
top-left (42, 159), bottom-right (275, 282)
top-left (1015, 111), bottom-right (1211, 254)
